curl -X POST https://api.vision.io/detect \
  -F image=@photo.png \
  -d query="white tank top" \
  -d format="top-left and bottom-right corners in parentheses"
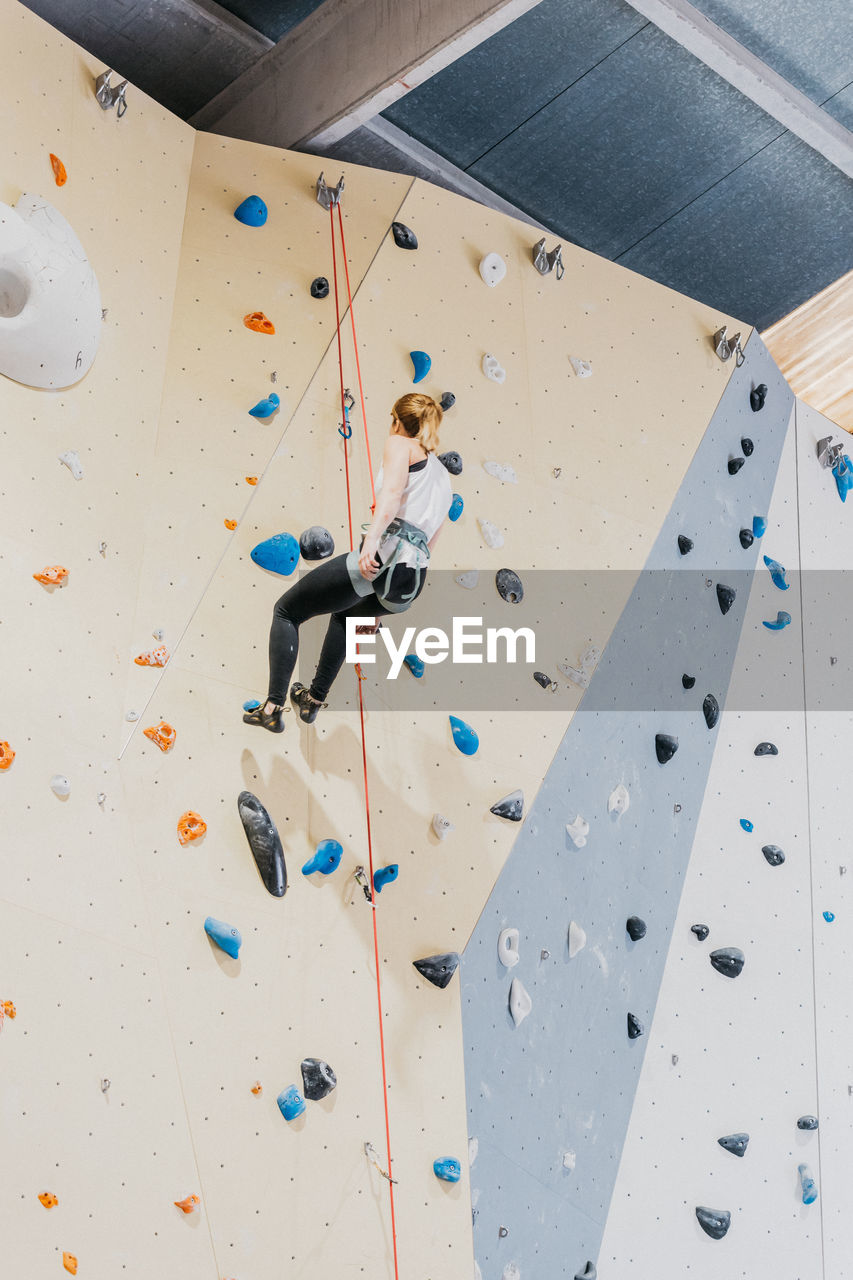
top-left (376, 451), bottom-right (452, 567)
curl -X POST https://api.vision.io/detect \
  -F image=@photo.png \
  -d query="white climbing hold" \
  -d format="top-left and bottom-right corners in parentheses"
top-left (468, 1136), bottom-right (479, 1167)
top-left (498, 927), bottom-right (520, 969)
top-left (562, 1150), bottom-right (576, 1170)
top-left (152, 628), bottom-right (165, 641)
top-left (482, 459), bottom-right (518, 484)
top-left (456, 569), bottom-right (479, 589)
top-left (482, 353), bottom-right (506, 384)
top-left (432, 813), bottom-right (454, 840)
top-left (508, 977), bottom-right (531, 1026)
top-left (96, 792), bottom-right (106, 806)
top-left (502, 1263), bottom-right (521, 1280)
top-left (608, 783), bottom-right (630, 816)
top-left (560, 645), bottom-right (600, 689)
top-left (50, 774), bottom-right (71, 797)
top-left (478, 518), bottom-right (504, 549)
top-left (125, 710), bottom-right (139, 722)
top-left (479, 252), bottom-right (506, 287)
top-left (568, 921), bottom-right (587, 958)
top-left (566, 814), bottom-right (589, 848)
top-left (569, 356), bottom-right (593, 378)
top-left (474, 1263), bottom-right (483, 1280)
top-left (58, 450), bottom-right (83, 479)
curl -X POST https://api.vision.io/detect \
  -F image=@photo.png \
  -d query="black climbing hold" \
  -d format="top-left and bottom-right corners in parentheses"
top-left (739, 528), bottom-right (754, 549)
top-left (718, 1132), bottom-right (749, 1157)
top-left (310, 276), bottom-right (329, 299)
top-left (741, 437), bottom-right (754, 457)
top-left (300, 1057), bottom-right (337, 1101)
top-left (438, 450), bottom-right (462, 475)
top-left (754, 741), bottom-right (778, 756)
top-left (678, 534), bottom-right (694, 556)
top-left (696, 1206), bottom-right (731, 1240)
top-left (237, 791), bottom-right (287, 897)
top-left (750, 383), bottom-right (768, 412)
top-left (574, 1265), bottom-right (597, 1280)
top-left (655, 733), bottom-right (679, 764)
top-left (682, 674), bottom-right (696, 690)
top-left (728, 456), bottom-right (745, 475)
top-left (391, 221), bottom-right (418, 250)
top-left (702, 694), bottom-right (719, 730)
top-left (626, 916), bottom-right (647, 942)
top-left (709, 946), bottom-right (745, 979)
top-left (533, 671), bottom-right (552, 689)
top-left (496, 568), bottom-right (524, 603)
top-left (797, 1115), bottom-right (818, 1131)
top-left (691, 924), bottom-right (709, 941)
top-left (627, 1012), bottom-right (644, 1039)
top-left (490, 790), bottom-right (524, 822)
top-left (413, 952), bottom-right (460, 989)
top-left (762, 844), bottom-right (785, 866)
top-left (439, 391), bottom-right (455, 411)
top-left (299, 525), bottom-right (335, 560)
top-left (717, 584), bottom-right (736, 615)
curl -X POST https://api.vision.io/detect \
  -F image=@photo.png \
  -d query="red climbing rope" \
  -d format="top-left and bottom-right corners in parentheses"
top-left (328, 193), bottom-right (400, 1280)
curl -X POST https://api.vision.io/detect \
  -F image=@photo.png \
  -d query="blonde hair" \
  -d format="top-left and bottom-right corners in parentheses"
top-left (392, 392), bottom-right (442, 454)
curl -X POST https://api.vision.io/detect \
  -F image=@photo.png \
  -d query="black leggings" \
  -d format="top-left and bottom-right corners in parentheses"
top-left (266, 551), bottom-right (422, 705)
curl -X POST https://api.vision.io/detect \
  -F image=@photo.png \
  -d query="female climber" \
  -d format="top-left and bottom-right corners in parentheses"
top-left (244, 392), bottom-right (452, 732)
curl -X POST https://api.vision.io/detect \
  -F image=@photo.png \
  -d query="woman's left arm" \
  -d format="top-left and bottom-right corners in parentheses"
top-left (358, 436), bottom-right (409, 579)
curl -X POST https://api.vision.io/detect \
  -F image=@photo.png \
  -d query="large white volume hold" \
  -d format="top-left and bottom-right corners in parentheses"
top-left (0, 194), bottom-right (102, 388)
top-left (608, 783), bottom-right (630, 816)
top-left (479, 252), bottom-right (507, 287)
top-left (566, 814), bottom-right (589, 847)
top-left (498, 927), bottom-right (520, 968)
top-left (568, 920), bottom-right (587, 958)
top-left (482, 352), bottom-right (506, 384)
top-left (508, 977), bottom-right (532, 1026)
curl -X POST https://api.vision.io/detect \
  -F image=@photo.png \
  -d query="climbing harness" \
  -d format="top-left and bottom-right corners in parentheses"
top-left (345, 516), bottom-right (431, 611)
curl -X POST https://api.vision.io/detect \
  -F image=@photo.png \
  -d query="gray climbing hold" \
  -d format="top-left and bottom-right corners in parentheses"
top-left (741, 437), bottom-right (754, 457)
top-left (626, 916), bottom-right (647, 941)
top-left (299, 525), bottom-right (335, 560)
top-left (702, 694), bottom-right (719, 730)
top-left (655, 733), bottom-right (679, 764)
top-left (574, 1265), bottom-right (597, 1280)
top-left (238, 791), bottom-right (287, 897)
top-left (438, 450), bottom-right (462, 475)
top-left (710, 946), bottom-right (745, 978)
top-left (718, 1133), bottom-right (749, 1157)
top-left (754, 741), bottom-right (778, 756)
top-left (391, 221), bottom-right (418, 249)
top-left (509, 977), bottom-right (532, 1026)
top-left (691, 924), bottom-right (710, 941)
top-left (762, 844), bottom-right (785, 866)
top-left (300, 1057), bottom-right (337, 1100)
top-left (533, 671), bottom-right (553, 689)
top-left (439, 391), bottom-right (455, 411)
top-left (627, 1012), bottom-right (644, 1039)
top-left (310, 276), bottom-right (329, 299)
top-left (797, 1115), bottom-right (818, 1131)
top-left (739, 528), bottom-right (754, 549)
top-left (678, 534), bottom-right (694, 555)
top-left (491, 790), bottom-right (524, 822)
top-left (496, 568), bottom-right (524, 603)
top-left (717, 584), bottom-right (736, 615)
top-left (696, 1206), bottom-right (731, 1239)
top-left (682, 674), bottom-right (696, 689)
top-left (728, 457), bottom-right (745, 475)
top-left (413, 952), bottom-right (460, 989)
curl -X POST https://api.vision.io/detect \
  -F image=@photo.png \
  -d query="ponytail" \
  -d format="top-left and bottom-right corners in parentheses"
top-left (392, 392), bottom-right (442, 453)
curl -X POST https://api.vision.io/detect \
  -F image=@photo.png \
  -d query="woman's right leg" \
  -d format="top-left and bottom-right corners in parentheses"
top-left (266, 553), bottom-right (365, 705)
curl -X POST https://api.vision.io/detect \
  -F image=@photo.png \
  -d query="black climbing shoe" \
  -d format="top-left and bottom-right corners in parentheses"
top-left (290, 682), bottom-right (327, 725)
top-left (242, 702), bottom-right (286, 733)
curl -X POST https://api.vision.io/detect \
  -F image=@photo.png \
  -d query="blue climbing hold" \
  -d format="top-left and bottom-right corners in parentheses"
top-left (798, 1163), bottom-right (818, 1204)
top-left (243, 699), bottom-right (261, 712)
top-left (404, 653), bottom-right (424, 678)
top-left (301, 839), bottom-right (343, 877)
top-left (450, 715), bottom-right (479, 755)
top-left (433, 1157), bottom-right (461, 1183)
top-left (763, 555), bottom-right (790, 590)
top-left (448, 493), bottom-right (464, 522)
top-left (763, 611), bottom-right (791, 631)
top-left (373, 864), bottom-right (398, 894)
top-left (753, 515), bottom-right (767, 538)
top-left (833, 454), bottom-right (853, 502)
top-left (277, 1085), bottom-right (306, 1121)
top-left (234, 195), bottom-right (268, 227)
top-left (740, 818), bottom-right (753, 832)
top-left (249, 392), bottom-right (280, 419)
top-left (251, 532), bottom-right (300, 576)
top-left (204, 916), bottom-right (241, 959)
top-left (410, 350), bottom-right (431, 383)
top-left (823, 911), bottom-right (835, 922)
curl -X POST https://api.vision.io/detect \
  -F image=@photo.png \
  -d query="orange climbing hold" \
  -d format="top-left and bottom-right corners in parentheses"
top-left (174, 1194), bottom-right (200, 1214)
top-left (224, 519), bottom-right (237, 531)
top-left (38, 1192), bottom-right (58, 1208)
top-left (62, 1253), bottom-right (77, 1275)
top-left (177, 811), bottom-right (206, 846)
top-left (250, 1082), bottom-right (263, 1095)
top-left (49, 153), bottom-right (67, 186)
top-left (2, 1001), bottom-right (16, 1019)
top-left (0, 742), bottom-right (15, 770)
top-left (246, 476), bottom-right (258, 485)
top-left (134, 645), bottom-right (169, 667)
top-left (33, 566), bottom-right (68, 586)
top-left (143, 721), bottom-right (176, 752)
top-left (243, 311), bottom-right (275, 335)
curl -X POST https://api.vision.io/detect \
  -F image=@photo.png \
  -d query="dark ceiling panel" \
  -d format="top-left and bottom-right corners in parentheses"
top-left (214, 0), bottom-right (326, 42)
top-left (382, 0), bottom-right (648, 169)
top-left (689, 0), bottom-right (853, 106)
top-left (466, 24), bottom-right (784, 259)
top-left (618, 131), bottom-right (853, 329)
